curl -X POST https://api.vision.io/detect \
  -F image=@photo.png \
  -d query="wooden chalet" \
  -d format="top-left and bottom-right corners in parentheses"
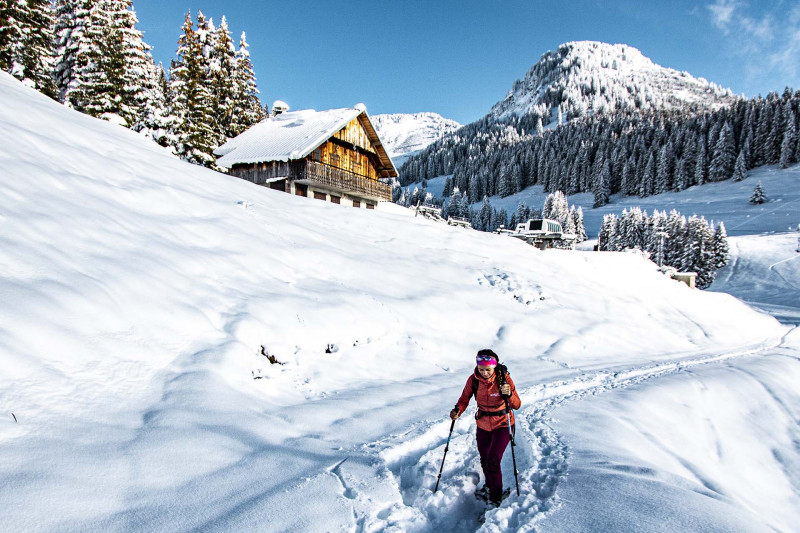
top-left (214, 103), bottom-right (397, 208)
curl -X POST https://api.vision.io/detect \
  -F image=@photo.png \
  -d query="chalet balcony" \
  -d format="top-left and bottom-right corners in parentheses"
top-left (291, 160), bottom-right (392, 202)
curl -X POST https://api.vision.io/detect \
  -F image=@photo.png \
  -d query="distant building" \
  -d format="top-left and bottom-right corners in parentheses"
top-left (214, 104), bottom-right (397, 208)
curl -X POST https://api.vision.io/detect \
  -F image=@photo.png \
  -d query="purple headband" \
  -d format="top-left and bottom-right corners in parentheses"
top-left (476, 354), bottom-right (497, 367)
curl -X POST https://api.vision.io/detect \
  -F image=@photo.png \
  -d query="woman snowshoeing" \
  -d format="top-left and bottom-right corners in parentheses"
top-left (450, 349), bottom-right (521, 505)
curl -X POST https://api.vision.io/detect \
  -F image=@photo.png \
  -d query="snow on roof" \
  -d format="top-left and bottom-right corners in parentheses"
top-left (214, 107), bottom-right (363, 168)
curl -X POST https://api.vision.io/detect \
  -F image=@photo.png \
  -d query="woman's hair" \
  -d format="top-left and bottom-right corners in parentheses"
top-left (476, 348), bottom-right (499, 360)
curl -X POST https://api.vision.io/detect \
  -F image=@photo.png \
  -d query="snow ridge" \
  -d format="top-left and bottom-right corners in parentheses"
top-left (489, 41), bottom-right (737, 122)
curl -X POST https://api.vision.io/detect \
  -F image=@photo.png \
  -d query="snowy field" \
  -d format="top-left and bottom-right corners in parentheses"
top-left (404, 163), bottom-right (800, 238)
top-left (710, 233), bottom-right (800, 325)
top-left (1, 72), bottom-right (799, 532)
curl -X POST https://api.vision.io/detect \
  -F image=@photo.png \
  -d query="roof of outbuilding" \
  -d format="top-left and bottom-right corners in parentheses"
top-left (214, 106), bottom-right (397, 177)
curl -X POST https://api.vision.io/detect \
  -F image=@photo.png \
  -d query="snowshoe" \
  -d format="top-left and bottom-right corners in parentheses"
top-left (475, 486), bottom-right (510, 506)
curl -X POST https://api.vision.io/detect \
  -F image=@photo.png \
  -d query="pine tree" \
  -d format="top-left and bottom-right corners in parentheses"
top-left (442, 177), bottom-right (453, 198)
top-left (598, 214), bottom-right (617, 251)
top-left (53, 0), bottom-right (92, 103)
top-left (515, 202), bottom-right (530, 226)
top-left (655, 143), bottom-right (673, 194)
top-left (133, 61), bottom-right (173, 147)
top-left (694, 140), bottom-right (707, 186)
top-left (593, 159), bottom-right (611, 207)
top-left (498, 164), bottom-right (513, 197)
top-left (639, 152), bottom-right (655, 197)
top-left (66, 0), bottom-right (127, 120)
top-left (170, 11), bottom-right (218, 166)
top-left (664, 210), bottom-right (687, 268)
top-left (683, 215), bottom-right (716, 289)
top-left (572, 206), bottom-right (587, 242)
top-left (54, 0), bottom-right (156, 126)
top-left (673, 156), bottom-right (688, 192)
top-left (709, 121), bottom-right (736, 181)
top-left (230, 31), bottom-right (265, 135)
top-left (780, 109), bottom-right (796, 168)
top-left (478, 196), bottom-right (492, 231)
top-left (209, 16), bottom-right (237, 142)
top-left (712, 222), bottom-right (730, 270)
top-left (750, 181), bottom-right (767, 204)
top-left (732, 150), bottom-right (747, 182)
top-left (116, 2), bottom-right (171, 137)
top-left (1, 0), bottom-right (57, 98)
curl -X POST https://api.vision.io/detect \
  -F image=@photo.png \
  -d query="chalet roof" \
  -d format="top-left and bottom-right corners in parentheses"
top-left (214, 105), bottom-right (397, 177)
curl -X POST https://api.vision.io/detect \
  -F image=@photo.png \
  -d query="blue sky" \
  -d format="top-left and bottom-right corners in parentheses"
top-left (133, 0), bottom-right (800, 124)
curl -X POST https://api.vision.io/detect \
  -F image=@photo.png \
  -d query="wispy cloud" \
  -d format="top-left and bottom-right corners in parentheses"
top-left (708, 0), bottom-right (738, 32)
top-left (707, 0), bottom-right (800, 90)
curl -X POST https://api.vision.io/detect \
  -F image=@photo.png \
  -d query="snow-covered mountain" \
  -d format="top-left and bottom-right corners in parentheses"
top-left (371, 112), bottom-right (461, 166)
top-left (490, 41), bottom-right (737, 122)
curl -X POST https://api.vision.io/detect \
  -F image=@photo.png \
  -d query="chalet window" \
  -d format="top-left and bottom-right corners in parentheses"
top-left (330, 195), bottom-right (341, 204)
top-left (295, 184), bottom-right (308, 197)
top-left (353, 200), bottom-right (361, 208)
top-left (312, 149), bottom-right (321, 162)
top-left (366, 203), bottom-right (375, 210)
top-left (314, 191), bottom-right (326, 201)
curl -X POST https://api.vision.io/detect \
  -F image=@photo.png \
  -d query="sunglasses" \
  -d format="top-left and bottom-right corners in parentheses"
top-left (476, 355), bottom-right (497, 363)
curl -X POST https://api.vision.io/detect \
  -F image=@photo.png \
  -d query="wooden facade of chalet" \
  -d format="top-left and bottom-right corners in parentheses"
top-left (226, 114), bottom-right (395, 206)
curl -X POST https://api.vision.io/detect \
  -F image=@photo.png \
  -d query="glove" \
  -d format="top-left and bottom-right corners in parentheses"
top-left (500, 384), bottom-right (511, 397)
top-left (450, 408), bottom-right (460, 420)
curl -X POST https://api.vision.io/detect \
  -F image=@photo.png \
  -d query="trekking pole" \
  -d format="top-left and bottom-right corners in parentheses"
top-left (499, 368), bottom-right (520, 496)
top-left (434, 418), bottom-right (456, 493)
top-left (504, 397), bottom-right (520, 496)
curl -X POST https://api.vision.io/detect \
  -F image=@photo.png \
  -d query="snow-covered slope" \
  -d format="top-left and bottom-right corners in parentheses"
top-left (472, 162), bottom-right (800, 238)
top-left (372, 112), bottom-right (461, 166)
top-left (711, 233), bottom-right (800, 325)
top-left (0, 73), bottom-right (795, 531)
top-left (490, 41), bottom-right (737, 122)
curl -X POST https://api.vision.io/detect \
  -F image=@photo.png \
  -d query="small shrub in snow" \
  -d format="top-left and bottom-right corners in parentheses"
top-left (260, 345), bottom-right (284, 365)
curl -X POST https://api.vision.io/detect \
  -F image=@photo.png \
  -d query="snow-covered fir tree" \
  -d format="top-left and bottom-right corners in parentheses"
top-left (132, 61), bottom-right (174, 147)
top-left (208, 15), bottom-right (238, 144)
top-left (732, 150), bottom-right (747, 182)
top-left (712, 222), bottom-right (729, 270)
top-left (593, 159), bottom-right (610, 207)
top-left (61, 0), bottom-right (124, 120)
top-left (169, 11), bottom-right (265, 167)
top-left (571, 206), bottom-right (588, 242)
top-left (709, 121), bottom-right (736, 181)
top-left (0, 0), bottom-right (57, 98)
top-left (230, 31), bottom-right (265, 136)
top-left (52, 0), bottom-right (93, 104)
top-left (170, 11), bottom-right (218, 166)
top-left (750, 181), bottom-right (767, 204)
top-left (54, 0), bottom-right (163, 129)
top-left (780, 108), bottom-right (796, 169)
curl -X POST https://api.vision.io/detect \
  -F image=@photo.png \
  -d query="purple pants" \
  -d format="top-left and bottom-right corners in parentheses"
top-left (476, 424), bottom-right (513, 497)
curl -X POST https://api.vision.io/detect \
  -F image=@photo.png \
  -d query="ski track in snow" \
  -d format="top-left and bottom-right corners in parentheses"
top-left (326, 331), bottom-right (793, 532)
top-left (768, 255), bottom-right (800, 293)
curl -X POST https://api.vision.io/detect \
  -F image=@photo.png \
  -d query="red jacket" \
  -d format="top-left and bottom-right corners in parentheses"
top-left (454, 367), bottom-right (521, 432)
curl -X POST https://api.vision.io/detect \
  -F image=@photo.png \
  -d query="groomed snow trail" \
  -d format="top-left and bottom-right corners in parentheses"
top-left (326, 333), bottom-right (791, 532)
